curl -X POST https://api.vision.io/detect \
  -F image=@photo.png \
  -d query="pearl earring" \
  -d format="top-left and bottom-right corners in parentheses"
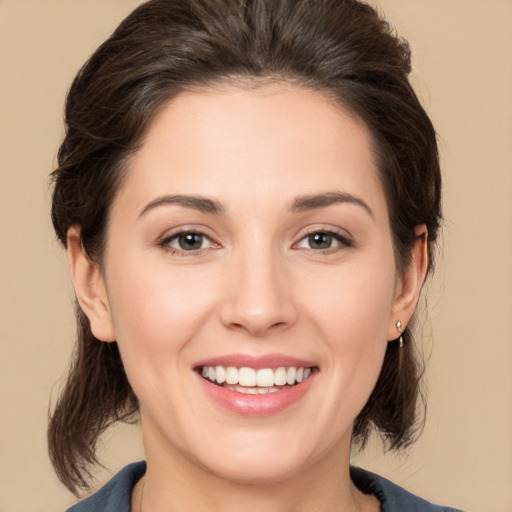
top-left (396, 320), bottom-right (404, 348)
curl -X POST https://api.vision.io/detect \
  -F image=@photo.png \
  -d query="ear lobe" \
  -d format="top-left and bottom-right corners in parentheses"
top-left (387, 225), bottom-right (429, 341)
top-left (67, 227), bottom-right (116, 342)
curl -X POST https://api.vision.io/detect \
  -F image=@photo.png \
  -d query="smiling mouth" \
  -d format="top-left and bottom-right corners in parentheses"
top-left (197, 365), bottom-right (316, 394)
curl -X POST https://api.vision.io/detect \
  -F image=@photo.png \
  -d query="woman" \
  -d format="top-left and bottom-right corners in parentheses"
top-left (49, 0), bottom-right (460, 510)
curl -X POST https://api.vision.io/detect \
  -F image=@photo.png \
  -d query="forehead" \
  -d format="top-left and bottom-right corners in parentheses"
top-left (116, 83), bottom-right (387, 219)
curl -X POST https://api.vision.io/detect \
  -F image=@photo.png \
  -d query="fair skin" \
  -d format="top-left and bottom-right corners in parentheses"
top-left (68, 83), bottom-right (428, 512)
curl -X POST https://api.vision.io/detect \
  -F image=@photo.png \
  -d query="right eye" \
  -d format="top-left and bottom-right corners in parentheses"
top-left (160, 231), bottom-right (215, 253)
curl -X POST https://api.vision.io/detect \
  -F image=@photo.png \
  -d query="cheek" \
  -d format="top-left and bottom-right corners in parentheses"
top-left (302, 255), bottom-right (396, 343)
top-left (105, 257), bottom-right (220, 364)
top-left (301, 252), bottom-right (396, 399)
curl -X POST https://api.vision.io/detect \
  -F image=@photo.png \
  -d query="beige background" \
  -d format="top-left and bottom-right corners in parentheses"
top-left (0, 1), bottom-right (510, 511)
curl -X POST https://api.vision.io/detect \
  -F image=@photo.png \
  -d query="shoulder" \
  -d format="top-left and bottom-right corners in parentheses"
top-left (350, 467), bottom-right (464, 512)
top-left (66, 461), bottom-right (146, 512)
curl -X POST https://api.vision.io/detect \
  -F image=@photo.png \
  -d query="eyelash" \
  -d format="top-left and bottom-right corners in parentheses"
top-left (158, 229), bottom-right (218, 255)
top-left (293, 229), bottom-right (353, 253)
top-left (158, 228), bottom-right (353, 256)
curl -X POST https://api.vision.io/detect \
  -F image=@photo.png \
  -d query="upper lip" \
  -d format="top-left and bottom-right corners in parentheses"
top-left (194, 353), bottom-right (317, 370)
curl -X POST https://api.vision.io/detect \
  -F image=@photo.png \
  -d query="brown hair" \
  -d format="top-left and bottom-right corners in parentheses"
top-left (49, 0), bottom-right (441, 494)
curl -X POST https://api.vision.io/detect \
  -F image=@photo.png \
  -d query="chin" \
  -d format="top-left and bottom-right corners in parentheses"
top-left (199, 452), bottom-right (308, 486)
top-left (181, 425), bottom-right (343, 487)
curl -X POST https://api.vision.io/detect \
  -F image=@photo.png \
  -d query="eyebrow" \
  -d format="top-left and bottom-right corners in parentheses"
top-left (139, 194), bottom-right (224, 217)
top-left (290, 192), bottom-right (374, 219)
top-left (138, 191), bottom-right (373, 219)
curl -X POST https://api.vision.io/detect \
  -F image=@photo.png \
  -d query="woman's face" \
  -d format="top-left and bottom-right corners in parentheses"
top-left (74, 84), bottom-right (422, 484)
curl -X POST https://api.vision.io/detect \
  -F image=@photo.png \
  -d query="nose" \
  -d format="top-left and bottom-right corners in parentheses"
top-left (219, 248), bottom-right (298, 337)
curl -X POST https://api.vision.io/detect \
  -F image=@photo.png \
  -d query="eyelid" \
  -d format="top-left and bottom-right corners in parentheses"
top-left (158, 227), bottom-right (221, 255)
top-left (292, 227), bottom-right (354, 251)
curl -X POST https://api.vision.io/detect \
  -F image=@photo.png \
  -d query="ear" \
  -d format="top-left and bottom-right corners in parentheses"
top-left (387, 225), bottom-right (429, 341)
top-left (67, 227), bottom-right (116, 342)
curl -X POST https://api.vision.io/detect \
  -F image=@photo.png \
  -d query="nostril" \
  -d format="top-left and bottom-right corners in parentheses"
top-left (227, 319), bottom-right (291, 337)
top-left (228, 322), bottom-right (248, 332)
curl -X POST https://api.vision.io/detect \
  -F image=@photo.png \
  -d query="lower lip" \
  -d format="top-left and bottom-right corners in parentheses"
top-left (197, 372), bottom-right (316, 417)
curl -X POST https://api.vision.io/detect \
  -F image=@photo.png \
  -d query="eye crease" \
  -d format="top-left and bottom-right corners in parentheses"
top-left (160, 231), bottom-right (215, 252)
top-left (296, 231), bottom-right (353, 251)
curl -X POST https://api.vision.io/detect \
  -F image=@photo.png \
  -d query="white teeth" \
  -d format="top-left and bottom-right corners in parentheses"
top-left (225, 366), bottom-right (238, 385)
top-left (227, 384), bottom-right (281, 394)
top-left (286, 367), bottom-right (296, 385)
top-left (256, 368), bottom-right (275, 387)
top-left (200, 365), bottom-right (314, 388)
top-left (274, 367), bottom-right (287, 386)
top-left (215, 365), bottom-right (226, 384)
top-left (239, 367), bottom-right (256, 386)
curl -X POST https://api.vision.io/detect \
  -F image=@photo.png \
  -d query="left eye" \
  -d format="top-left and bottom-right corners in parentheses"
top-left (296, 231), bottom-right (348, 250)
top-left (163, 232), bottom-right (212, 251)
